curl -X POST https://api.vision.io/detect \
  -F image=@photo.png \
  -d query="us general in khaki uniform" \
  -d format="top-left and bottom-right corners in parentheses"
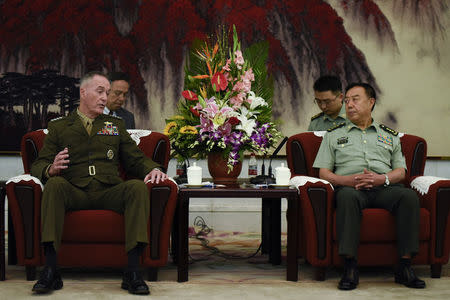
top-left (313, 120), bottom-right (420, 258)
top-left (31, 110), bottom-right (161, 252)
top-left (308, 104), bottom-right (346, 131)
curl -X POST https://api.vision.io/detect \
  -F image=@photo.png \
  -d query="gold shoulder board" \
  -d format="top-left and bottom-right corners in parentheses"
top-left (327, 122), bottom-right (346, 132)
top-left (380, 124), bottom-right (398, 136)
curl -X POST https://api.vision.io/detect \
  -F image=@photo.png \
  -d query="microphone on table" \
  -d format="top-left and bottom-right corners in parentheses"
top-left (250, 136), bottom-right (288, 185)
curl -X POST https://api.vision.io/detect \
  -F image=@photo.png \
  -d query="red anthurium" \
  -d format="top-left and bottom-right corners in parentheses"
top-left (190, 107), bottom-right (200, 117)
top-left (211, 72), bottom-right (228, 91)
top-left (182, 90), bottom-right (198, 101)
top-left (228, 116), bottom-right (240, 126)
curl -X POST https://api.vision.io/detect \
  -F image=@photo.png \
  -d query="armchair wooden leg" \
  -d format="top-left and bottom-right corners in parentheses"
top-left (26, 266), bottom-right (36, 281)
top-left (147, 267), bottom-right (158, 281)
top-left (431, 264), bottom-right (442, 278)
top-left (314, 267), bottom-right (326, 281)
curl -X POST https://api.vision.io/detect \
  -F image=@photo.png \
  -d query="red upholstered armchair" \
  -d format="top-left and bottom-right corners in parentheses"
top-left (6, 129), bottom-right (178, 281)
top-left (286, 131), bottom-right (450, 281)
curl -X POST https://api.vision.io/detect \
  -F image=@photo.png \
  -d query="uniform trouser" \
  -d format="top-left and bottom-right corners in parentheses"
top-left (41, 176), bottom-right (150, 253)
top-left (335, 184), bottom-right (420, 258)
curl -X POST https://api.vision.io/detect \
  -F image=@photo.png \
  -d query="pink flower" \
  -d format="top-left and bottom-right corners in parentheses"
top-left (234, 50), bottom-right (244, 68)
top-left (222, 59), bottom-right (231, 71)
top-left (229, 93), bottom-right (245, 108)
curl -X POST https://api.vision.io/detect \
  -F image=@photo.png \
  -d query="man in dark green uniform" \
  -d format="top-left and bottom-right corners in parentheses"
top-left (31, 71), bottom-right (167, 295)
top-left (313, 83), bottom-right (425, 290)
top-left (308, 75), bottom-right (346, 131)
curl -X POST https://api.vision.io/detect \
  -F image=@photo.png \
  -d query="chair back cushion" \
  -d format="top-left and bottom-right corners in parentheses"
top-left (286, 132), bottom-right (427, 182)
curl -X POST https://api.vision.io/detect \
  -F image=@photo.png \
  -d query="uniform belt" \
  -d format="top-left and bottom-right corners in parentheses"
top-left (62, 163), bottom-right (119, 178)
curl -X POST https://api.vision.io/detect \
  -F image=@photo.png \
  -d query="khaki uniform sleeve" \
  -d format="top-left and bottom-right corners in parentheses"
top-left (391, 136), bottom-right (407, 171)
top-left (313, 132), bottom-right (335, 171)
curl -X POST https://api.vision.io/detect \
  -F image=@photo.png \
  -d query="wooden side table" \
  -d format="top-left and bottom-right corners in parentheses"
top-left (173, 184), bottom-right (299, 282)
top-left (1, 186), bottom-right (5, 281)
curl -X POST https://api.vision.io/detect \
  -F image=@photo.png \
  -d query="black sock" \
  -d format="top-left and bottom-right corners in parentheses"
top-left (344, 257), bottom-right (357, 268)
top-left (127, 243), bottom-right (145, 272)
top-left (43, 242), bottom-right (57, 269)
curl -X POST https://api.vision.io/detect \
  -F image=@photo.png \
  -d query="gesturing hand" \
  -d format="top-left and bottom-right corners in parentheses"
top-left (48, 147), bottom-right (70, 177)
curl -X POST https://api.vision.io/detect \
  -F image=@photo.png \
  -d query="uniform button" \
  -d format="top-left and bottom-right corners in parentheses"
top-left (363, 131), bottom-right (366, 134)
top-left (363, 140), bottom-right (367, 143)
top-left (333, 122), bottom-right (336, 125)
top-left (385, 146), bottom-right (388, 149)
top-left (341, 144), bottom-right (344, 148)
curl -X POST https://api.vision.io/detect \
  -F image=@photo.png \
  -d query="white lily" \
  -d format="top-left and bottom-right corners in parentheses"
top-left (236, 114), bottom-right (256, 136)
top-left (248, 91), bottom-right (268, 110)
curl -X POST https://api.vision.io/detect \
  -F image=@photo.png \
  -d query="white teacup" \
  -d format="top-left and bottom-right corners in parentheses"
top-left (275, 163), bottom-right (291, 185)
top-left (187, 162), bottom-right (202, 185)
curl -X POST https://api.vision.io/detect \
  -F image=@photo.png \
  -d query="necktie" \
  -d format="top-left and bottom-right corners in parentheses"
top-left (86, 121), bottom-right (92, 135)
top-left (109, 111), bottom-right (114, 116)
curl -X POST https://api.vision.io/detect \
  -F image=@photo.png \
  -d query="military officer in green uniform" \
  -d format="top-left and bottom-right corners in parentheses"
top-left (308, 75), bottom-right (346, 131)
top-left (313, 83), bottom-right (425, 291)
top-left (30, 71), bottom-right (166, 295)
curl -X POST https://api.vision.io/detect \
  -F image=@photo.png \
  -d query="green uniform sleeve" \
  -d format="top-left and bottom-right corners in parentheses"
top-left (31, 123), bottom-right (62, 183)
top-left (313, 132), bottom-right (335, 171)
top-left (118, 125), bottom-right (162, 179)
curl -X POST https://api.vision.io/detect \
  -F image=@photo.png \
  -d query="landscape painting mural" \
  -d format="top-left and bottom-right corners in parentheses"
top-left (1, 0), bottom-right (448, 156)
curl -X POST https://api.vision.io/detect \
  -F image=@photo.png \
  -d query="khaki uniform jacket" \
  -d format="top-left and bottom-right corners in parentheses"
top-left (313, 120), bottom-right (406, 176)
top-left (307, 104), bottom-right (346, 131)
top-left (31, 110), bottom-right (160, 187)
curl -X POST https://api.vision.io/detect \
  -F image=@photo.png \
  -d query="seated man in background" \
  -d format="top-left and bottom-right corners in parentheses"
top-left (308, 75), bottom-right (346, 131)
top-left (104, 72), bottom-right (136, 129)
top-left (31, 71), bottom-right (167, 295)
top-left (313, 83), bottom-right (425, 291)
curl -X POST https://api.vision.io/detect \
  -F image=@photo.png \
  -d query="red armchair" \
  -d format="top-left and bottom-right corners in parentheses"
top-left (286, 131), bottom-right (450, 280)
top-left (6, 129), bottom-right (178, 281)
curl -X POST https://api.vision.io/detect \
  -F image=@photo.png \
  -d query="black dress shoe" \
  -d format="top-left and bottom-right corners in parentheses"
top-left (338, 264), bottom-right (359, 290)
top-left (395, 264), bottom-right (426, 289)
top-left (121, 271), bottom-right (150, 295)
top-left (32, 266), bottom-right (63, 294)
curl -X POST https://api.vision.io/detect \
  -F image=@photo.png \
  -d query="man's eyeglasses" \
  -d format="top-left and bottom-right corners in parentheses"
top-left (314, 95), bottom-right (338, 106)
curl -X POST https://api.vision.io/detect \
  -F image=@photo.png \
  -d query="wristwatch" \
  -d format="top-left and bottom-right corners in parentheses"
top-left (383, 174), bottom-right (390, 186)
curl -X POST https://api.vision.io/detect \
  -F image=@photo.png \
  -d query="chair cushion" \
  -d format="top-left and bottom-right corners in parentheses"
top-left (333, 208), bottom-right (430, 242)
top-left (62, 210), bottom-right (125, 242)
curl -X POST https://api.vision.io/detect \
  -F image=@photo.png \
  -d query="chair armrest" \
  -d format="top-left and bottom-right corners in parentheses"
top-left (143, 178), bottom-right (178, 266)
top-left (5, 175), bottom-right (44, 266)
top-left (411, 176), bottom-right (450, 264)
top-left (290, 176), bottom-right (335, 266)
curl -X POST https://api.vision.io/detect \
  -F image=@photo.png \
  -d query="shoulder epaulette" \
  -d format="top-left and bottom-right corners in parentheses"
top-left (49, 116), bottom-right (64, 122)
top-left (310, 112), bottom-right (324, 121)
top-left (380, 124), bottom-right (398, 136)
top-left (327, 122), bottom-right (345, 132)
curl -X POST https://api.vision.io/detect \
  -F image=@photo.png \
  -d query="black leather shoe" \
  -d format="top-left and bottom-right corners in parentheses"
top-left (338, 264), bottom-right (359, 290)
top-left (121, 271), bottom-right (150, 295)
top-left (32, 266), bottom-right (63, 294)
top-left (395, 264), bottom-right (426, 289)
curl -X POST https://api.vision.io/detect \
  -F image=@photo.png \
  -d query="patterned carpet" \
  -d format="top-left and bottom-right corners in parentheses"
top-left (2, 229), bottom-right (450, 299)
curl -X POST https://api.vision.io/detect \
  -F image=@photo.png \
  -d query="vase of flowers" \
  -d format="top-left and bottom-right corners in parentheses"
top-left (164, 26), bottom-right (282, 182)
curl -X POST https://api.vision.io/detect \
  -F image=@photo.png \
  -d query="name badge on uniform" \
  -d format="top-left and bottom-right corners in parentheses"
top-left (377, 134), bottom-right (393, 146)
top-left (107, 149), bottom-right (114, 160)
top-left (337, 137), bottom-right (348, 145)
top-left (97, 121), bottom-right (119, 136)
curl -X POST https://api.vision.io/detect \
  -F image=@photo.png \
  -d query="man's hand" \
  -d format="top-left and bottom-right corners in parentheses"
top-left (48, 147), bottom-right (70, 177)
top-left (144, 168), bottom-right (168, 184)
top-left (354, 168), bottom-right (384, 190)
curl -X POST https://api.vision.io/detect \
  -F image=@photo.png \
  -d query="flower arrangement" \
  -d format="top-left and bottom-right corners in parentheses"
top-left (164, 26), bottom-right (282, 170)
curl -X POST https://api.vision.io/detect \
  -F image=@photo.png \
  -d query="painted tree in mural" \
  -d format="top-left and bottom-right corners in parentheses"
top-left (0, 0), bottom-right (447, 150)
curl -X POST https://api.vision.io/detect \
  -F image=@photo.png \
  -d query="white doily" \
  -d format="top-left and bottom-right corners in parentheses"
top-left (289, 175), bottom-right (334, 190)
top-left (6, 174), bottom-right (44, 190)
top-left (398, 132), bottom-right (404, 138)
top-left (410, 176), bottom-right (448, 195)
top-left (313, 131), bottom-right (326, 137)
top-left (127, 129), bottom-right (152, 145)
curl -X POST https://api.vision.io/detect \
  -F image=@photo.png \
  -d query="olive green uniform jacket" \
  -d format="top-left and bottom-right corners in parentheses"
top-left (31, 111), bottom-right (160, 185)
